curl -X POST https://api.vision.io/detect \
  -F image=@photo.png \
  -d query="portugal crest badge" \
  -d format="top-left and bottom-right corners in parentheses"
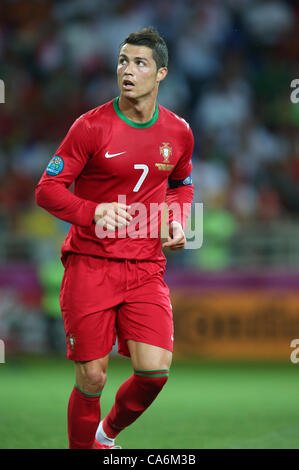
top-left (160, 143), bottom-right (172, 163)
top-left (68, 333), bottom-right (76, 351)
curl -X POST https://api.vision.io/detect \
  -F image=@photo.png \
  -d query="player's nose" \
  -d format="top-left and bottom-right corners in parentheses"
top-left (124, 60), bottom-right (134, 74)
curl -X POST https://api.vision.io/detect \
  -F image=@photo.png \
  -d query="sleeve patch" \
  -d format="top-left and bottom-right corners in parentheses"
top-left (46, 156), bottom-right (64, 176)
top-left (168, 174), bottom-right (193, 189)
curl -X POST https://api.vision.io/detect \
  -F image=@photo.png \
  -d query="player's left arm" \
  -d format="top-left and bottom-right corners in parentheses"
top-left (163, 125), bottom-right (194, 251)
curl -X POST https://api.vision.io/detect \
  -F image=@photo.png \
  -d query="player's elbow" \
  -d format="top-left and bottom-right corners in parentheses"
top-left (35, 182), bottom-right (50, 209)
top-left (35, 182), bottom-right (43, 207)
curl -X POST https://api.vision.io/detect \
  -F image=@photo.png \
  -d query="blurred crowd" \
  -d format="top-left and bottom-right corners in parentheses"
top-left (0, 0), bottom-right (299, 268)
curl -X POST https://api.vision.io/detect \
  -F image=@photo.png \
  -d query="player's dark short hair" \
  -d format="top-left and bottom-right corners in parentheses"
top-left (120, 27), bottom-right (168, 70)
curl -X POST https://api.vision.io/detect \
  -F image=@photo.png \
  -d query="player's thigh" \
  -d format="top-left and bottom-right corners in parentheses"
top-left (62, 305), bottom-right (117, 362)
top-left (127, 340), bottom-right (172, 371)
top-left (60, 254), bottom-right (120, 361)
top-left (117, 299), bottom-right (174, 361)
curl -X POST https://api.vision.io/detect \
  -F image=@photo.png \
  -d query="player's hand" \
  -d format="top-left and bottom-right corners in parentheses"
top-left (162, 221), bottom-right (186, 250)
top-left (93, 202), bottom-right (132, 230)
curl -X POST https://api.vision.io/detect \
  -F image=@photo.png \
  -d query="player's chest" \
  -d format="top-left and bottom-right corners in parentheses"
top-left (89, 125), bottom-right (181, 179)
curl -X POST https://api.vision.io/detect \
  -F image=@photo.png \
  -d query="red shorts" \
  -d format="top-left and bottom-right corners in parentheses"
top-left (59, 254), bottom-right (173, 361)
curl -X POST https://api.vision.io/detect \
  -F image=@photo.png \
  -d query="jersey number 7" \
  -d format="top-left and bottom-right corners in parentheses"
top-left (133, 164), bottom-right (149, 192)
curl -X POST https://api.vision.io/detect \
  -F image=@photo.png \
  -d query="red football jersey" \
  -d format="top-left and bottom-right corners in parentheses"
top-left (36, 97), bottom-right (194, 262)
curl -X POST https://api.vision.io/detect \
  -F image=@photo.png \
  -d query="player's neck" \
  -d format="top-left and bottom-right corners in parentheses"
top-left (118, 94), bottom-right (157, 124)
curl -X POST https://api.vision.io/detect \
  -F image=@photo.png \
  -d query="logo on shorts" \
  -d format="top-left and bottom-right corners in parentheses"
top-left (67, 333), bottom-right (76, 350)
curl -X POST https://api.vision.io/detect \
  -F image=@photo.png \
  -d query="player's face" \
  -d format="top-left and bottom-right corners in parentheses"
top-left (117, 44), bottom-right (167, 100)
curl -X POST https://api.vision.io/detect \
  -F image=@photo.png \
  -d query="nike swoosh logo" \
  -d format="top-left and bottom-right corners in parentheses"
top-left (105, 151), bottom-right (126, 159)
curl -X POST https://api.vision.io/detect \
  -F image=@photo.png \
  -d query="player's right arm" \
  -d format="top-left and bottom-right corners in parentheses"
top-left (35, 115), bottom-right (98, 227)
top-left (35, 115), bottom-right (131, 229)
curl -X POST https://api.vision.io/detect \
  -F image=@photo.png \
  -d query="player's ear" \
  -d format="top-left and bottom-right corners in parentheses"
top-left (157, 67), bottom-right (168, 84)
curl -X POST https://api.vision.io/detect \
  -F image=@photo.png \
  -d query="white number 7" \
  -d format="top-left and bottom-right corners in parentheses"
top-left (133, 164), bottom-right (149, 192)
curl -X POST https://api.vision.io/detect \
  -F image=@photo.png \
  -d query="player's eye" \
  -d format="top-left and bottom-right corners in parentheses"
top-left (137, 61), bottom-right (145, 66)
top-left (119, 58), bottom-right (127, 65)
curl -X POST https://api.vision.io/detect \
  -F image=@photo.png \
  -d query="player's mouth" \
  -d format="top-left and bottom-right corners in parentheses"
top-left (123, 79), bottom-right (135, 91)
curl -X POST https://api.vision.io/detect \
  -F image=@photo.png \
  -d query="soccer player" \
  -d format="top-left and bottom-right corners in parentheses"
top-left (35, 27), bottom-right (194, 449)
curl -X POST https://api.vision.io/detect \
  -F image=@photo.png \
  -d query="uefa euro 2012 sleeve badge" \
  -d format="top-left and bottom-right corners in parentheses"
top-left (46, 156), bottom-right (64, 176)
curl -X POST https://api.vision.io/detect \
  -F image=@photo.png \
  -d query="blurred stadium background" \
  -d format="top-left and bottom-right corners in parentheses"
top-left (0, 0), bottom-right (299, 449)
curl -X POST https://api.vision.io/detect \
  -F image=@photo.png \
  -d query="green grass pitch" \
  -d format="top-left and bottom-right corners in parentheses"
top-left (0, 355), bottom-right (298, 449)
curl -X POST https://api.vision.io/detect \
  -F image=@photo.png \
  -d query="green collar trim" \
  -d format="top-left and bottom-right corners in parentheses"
top-left (113, 96), bottom-right (159, 128)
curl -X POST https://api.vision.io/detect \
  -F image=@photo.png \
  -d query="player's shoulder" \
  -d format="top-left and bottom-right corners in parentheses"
top-left (158, 103), bottom-right (192, 136)
top-left (76, 99), bottom-right (115, 129)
